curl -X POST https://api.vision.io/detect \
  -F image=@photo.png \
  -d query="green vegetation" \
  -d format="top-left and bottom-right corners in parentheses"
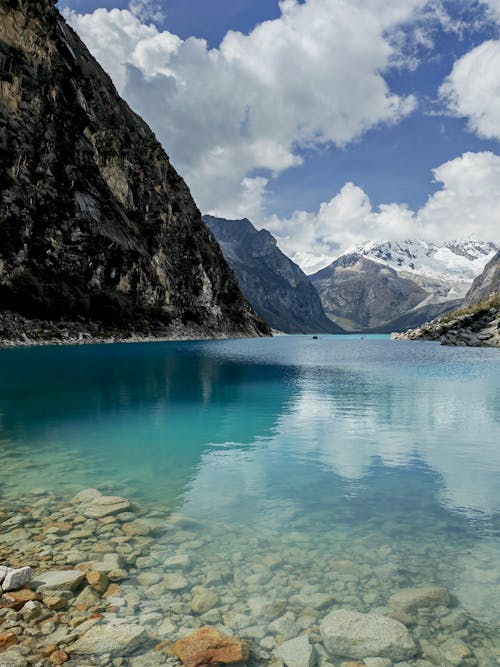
top-left (438, 292), bottom-right (500, 324)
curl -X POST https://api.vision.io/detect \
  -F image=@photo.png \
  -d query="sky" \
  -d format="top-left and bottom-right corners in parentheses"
top-left (58, 0), bottom-right (500, 271)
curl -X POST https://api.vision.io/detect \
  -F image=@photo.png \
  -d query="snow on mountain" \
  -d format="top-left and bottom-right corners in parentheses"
top-left (355, 240), bottom-right (500, 301)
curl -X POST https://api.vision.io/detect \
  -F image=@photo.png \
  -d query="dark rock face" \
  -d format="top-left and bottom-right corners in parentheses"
top-left (310, 254), bottom-right (427, 331)
top-left (0, 0), bottom-right (269, 339)
top-left (203, 215), bottom-right (342, 334)
top-left (464, 250), bottom-right (500, 305)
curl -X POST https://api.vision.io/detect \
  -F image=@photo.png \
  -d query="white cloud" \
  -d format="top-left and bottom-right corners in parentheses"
top-left (128, 0), bottom-right (165, 25)
top-left (65, 0), bottom-right (426, 216)
top-left (266, 152), bottom-right (500, 269)
top-left (440, 39), bottom-right (500, 140)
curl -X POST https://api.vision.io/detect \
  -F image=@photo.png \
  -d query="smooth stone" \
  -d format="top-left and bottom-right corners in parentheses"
top-left (163, 573), bottom-right (188, 590)
top-left (32, 570), bottom-right (85, 592)
top-left (0, 565), bottom-right (8, 583)
top-left (190, 587), bottom-right (219, 615)
top-left (388, 587), bottom-right (450, 613)
top-left (165, 554), bottom-right (191, 570)
top-left (275, 635), bottom-right (316, 667)
top-left (320, 610), bottom-right (417, 661)
top-left (364, 659), bottom-right (393, 667)
top-left (82, 496), bottom-right (131, 519)
top-left (70, 489), bottom-right (102, 504)
top-left (68, 623), bottom-right (148, 657)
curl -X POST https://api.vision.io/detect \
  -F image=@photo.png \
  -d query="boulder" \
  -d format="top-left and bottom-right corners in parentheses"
top-left (172, 626), bottom-right (249, 667)
top-left (68, 623), bottom-right (148, 657)
top-left (2, 567), bottom-right (32, 592)
top-left (81, 495), bottom-right (131, 518)
top-left (190, 587), bottom-right (219, 615)
top-left (275, 635), bottom-right (316, 667)
top-left (32, 570), bottom-right (85, 592)
top-left (388, 587), bottom-right (450, 613)
top-left (319, 610), bottom-right (416, 661)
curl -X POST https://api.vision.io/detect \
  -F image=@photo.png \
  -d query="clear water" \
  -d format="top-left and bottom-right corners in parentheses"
top-left (1, 335), bottom-right (499, 655)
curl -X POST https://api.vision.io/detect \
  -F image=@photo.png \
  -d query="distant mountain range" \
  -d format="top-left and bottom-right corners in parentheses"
top-left (203, 216), bottom-right (341, 333)
top-left (206, 216), bottom-right (498, 334)
top-left (308, 240), bottom-right (498, 332)
top-left (309, 253), bottom-right (460, 332)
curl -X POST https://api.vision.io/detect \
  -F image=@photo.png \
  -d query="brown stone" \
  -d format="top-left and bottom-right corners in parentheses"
top-left (42, 645), bottom-right (58, 656)
top-left (43, 595), bottom-right (68, 611)
top-left (103, 583), bottom-right (121, 599)
top-left (1, 589), bottom-right (38, 610)
top-left (0, 631), bottom-right (18, 650)
top-left (172, 626), bottom-right (249, 667)
top-left (43, 521), bottom-right (73, 534)
top-left (86, 571), bottom-right (109, 594)
top-left (49, 649), bottom-right (69, 665)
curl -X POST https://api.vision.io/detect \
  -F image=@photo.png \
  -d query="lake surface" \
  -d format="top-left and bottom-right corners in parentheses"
top-left (0, 335), bottom-right (499, 663)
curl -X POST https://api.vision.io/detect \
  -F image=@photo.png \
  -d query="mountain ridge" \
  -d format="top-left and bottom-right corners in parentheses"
top-left (0, 0), bottom-right (269, 342)
top-left (204, 215), bottom-right (342, 334)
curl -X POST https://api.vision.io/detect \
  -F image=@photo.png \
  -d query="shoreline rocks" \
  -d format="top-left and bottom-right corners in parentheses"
top-left (392, 295), bottom-right (499, 347)
top-left (0, 486), bottom-right (499, 666)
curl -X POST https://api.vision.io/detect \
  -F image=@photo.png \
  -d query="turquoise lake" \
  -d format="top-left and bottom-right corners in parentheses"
top-left (0, 335), bottom-right (499, 663)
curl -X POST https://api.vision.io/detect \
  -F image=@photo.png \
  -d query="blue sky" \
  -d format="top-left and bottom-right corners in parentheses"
top-left (60, 0), bottom-right (500, 268)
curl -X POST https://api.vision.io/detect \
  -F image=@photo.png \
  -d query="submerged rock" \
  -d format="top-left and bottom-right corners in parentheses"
top-left (32, 570), bottom-right (85, 592)
top-left (172, 626), bottom-right (249, 667)
top-left (274, 635), bottom-right (316, 667)
top-left (388, 586), bottom-right (450, 613)
top-left (68, 622), bottom-right (148, 657)
top-left (319, 610), bottom-right (417, 661)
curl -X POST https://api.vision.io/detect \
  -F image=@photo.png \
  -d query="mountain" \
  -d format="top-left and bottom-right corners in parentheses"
top-left (310, 253), bottom-right (431, 331)
top-left (356, 240), bottom-right (499, 301)
top-left (392, 254), bottom-right (500, 347)
top-left (203, 215), bottom-right (342, 333)
top-left (464, 250), bottom-right (500, 305)
top-left (0, 0), bottom-right (269, 342)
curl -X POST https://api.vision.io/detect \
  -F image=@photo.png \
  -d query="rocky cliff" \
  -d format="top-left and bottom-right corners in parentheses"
top-left (0, 0), bottom-right (269, 343)
top-left (464, 250), bottom-right (500, 305)
top-left (391, 294), bottom-right (499, 347)
top-left (310, 253), bottom-right (430, 331)
top-left (204, 215), bottom-right (342, 333)
top-left (392, 253), bottom-right (500, 346)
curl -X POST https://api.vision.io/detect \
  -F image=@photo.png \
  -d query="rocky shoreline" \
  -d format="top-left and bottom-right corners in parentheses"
top-left (0, 311), bottom-right (258, 349)
top-left (391, 296), bottom-right (500, 347)
top-left (1, 487), bottom-right (499, 667)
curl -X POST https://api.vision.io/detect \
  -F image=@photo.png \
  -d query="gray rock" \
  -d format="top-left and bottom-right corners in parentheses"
top-left (275, 635), bottom-right (316, 667)
top-left (2, 566), bottom-right (32, 592)
top-left (364, 659), bottom-right (393, 667)
top-left (190, 587), bottom-right (219, 615)
top-left (81, 495), bottom-right (131, 518)
top-left (388, 587), bottom-right (450, 613)
top-left (32, 569), bottom-right (85, 592)
top-left (319, 610), bottom-right (417, 661)
top-left (440, 638), bottom-right (471, 666)
top-left (20, 600), bottom-right (52, 622)
top-left (0, 651), bottom-right (29, 666)
top-left (163, 573), bottom-right (188, 590)
top-left (0, 565), bottom-right (8, 584)
top-left (269, 614), bottom-right (301, 640)
top-left (68, 622), bottom-right (148, 657)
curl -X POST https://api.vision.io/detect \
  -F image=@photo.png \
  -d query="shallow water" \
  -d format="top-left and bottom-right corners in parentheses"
top-left (1, 335), bottom-right (499, 662)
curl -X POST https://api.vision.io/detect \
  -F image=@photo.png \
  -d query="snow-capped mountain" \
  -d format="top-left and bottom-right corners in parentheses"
top-left (356, 240), bottom-right (499, 301)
